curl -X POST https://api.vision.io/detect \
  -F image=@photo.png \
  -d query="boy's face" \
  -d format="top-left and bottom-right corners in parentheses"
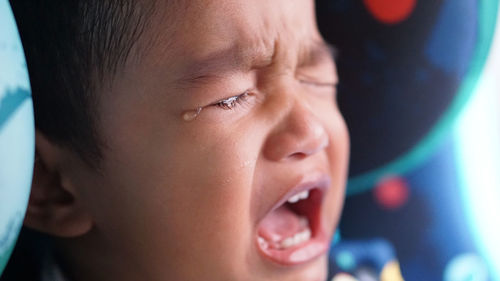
top-left (65, 0), bottom-right (348, 280)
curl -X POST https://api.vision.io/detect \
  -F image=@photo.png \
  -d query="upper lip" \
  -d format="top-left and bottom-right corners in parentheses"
top-left (260, 172), bottom-right (332, 221)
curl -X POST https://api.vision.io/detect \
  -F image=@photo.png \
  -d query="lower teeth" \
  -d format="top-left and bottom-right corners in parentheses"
top-left (279, 227), bottom-right (311, 249)
top-left (258, 227), bottom-right (312, 250)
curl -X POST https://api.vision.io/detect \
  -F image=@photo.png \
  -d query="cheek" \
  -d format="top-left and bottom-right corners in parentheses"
top-left (88, 120), bottom-right (263, 275)
top-left (148, 126), bottom-right (263, 273)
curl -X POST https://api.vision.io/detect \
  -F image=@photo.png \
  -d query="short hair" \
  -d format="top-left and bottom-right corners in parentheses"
top-left (10, 0), bottom-right (155, 167)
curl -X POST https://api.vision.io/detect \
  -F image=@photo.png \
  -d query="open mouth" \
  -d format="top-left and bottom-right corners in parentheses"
top-left (256, 178), bottom-right (330, 266)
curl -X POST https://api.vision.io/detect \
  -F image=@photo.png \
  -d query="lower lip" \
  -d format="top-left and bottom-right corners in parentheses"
top-left (256, 226), bottom-right (329, 266)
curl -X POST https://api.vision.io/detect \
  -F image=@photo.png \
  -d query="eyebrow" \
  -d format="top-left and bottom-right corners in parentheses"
top-left (175, 43), bottom-right (274, 88)
top-left (175, 40), bottom-right (336, 88)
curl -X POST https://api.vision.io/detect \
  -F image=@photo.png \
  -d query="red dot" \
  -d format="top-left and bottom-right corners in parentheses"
top-left (363, 0), bottom-right (417, 24)
top-left (374, 176), bottom-right (410, 209)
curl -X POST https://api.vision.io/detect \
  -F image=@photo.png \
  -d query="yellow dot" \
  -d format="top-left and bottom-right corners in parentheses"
top-left (380, 260), bottom-right (405, 281)
top-left (331, 273), bottom-right (358, 281)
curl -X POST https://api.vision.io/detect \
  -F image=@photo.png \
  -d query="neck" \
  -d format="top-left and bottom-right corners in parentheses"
top-left (54, 228), bottom-right (142, 281)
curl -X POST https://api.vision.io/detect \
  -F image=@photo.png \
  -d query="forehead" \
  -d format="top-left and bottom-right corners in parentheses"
top-left (141, 0), bottom-right (321, 74)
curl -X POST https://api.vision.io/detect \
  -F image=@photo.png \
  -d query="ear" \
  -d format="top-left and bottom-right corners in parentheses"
top-left (24, 131), bottom-right (93, 237)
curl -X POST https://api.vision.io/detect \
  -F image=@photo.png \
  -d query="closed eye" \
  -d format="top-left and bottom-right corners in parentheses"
top-left (299, 79), bottom-right (337, 88)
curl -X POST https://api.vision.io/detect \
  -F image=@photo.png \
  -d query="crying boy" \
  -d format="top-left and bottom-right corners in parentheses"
top-left (11, 0), bottom-right (349, 280)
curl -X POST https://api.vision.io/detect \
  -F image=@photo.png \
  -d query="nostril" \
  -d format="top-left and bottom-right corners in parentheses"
top-left (287, 152), bottom-right (308, 161)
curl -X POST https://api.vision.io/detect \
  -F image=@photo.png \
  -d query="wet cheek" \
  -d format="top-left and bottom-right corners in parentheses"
top-left (163, 134), bottom-right (257, 230)
top-left (154, 147), bottom-right (258, 276)
top-left (94, 101), bottom-right (265, 272)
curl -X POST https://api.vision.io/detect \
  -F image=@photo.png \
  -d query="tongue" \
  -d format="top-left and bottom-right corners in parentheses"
top-left (258, 204), bottom-right (307, 243)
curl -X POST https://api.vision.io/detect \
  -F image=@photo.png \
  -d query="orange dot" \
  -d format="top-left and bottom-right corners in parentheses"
top-left (363, 0), bottom-right (417, 24)
top-left (374, 176), bottom-right (410, 209)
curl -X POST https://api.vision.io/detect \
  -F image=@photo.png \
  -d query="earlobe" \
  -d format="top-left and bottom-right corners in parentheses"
top-left (24, 132), bottom-right (93, 238)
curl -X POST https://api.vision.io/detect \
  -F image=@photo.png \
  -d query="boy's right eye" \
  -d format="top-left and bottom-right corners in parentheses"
top-left (211, 90), bottom-right (254, 110)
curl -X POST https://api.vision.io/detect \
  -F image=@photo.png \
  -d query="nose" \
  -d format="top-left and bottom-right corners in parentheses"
top-left (263, 100), bottom-right (330, 161)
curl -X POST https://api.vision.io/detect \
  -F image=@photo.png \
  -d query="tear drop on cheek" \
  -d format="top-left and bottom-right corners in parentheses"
top-left (182, 107), bottom-right (202, 121)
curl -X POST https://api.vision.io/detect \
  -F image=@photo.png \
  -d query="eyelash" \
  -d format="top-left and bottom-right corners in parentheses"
top-left (212, 90), bottom-right (252, 110)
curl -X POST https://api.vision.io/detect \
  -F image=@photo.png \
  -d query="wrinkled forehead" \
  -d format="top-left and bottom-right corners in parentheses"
top-left (141, 0), bottom-right (321, 71)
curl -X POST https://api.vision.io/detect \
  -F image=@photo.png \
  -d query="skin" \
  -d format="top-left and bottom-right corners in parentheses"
top-left (28, 0), bottom-right (349, 280)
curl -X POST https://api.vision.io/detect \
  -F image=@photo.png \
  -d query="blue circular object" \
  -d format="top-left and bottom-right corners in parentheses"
top-left (0, 0), bottom-right (35, 276)
top-left (336, 250), bottom-right (357, 271)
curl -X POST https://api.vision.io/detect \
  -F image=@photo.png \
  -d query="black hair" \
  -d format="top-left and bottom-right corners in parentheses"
top-left (9, 0), bottom-right (155, 167)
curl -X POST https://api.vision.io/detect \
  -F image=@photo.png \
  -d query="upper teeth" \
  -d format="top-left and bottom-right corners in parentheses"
top-left (287, 190), bottom-right (309, 204)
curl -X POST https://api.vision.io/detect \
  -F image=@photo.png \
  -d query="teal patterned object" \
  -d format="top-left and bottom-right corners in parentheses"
top-left (0, 0), bottom-right (34, 276)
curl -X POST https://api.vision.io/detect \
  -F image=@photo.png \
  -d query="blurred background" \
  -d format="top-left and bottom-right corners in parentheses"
top-left (316, 0), bottom-right (500, 280)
